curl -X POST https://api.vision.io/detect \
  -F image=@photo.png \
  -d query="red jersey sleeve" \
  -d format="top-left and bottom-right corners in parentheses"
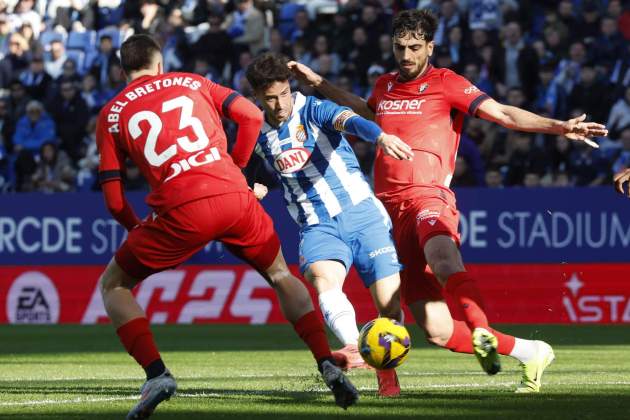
top-left (96, 110), bottom-right (140, 231)
top-left (202, 78), bottom-right (263, 168)
top-left (96, 110), bottom-right (125, 183)
top-left (442, 70), bottom-right (490, 116)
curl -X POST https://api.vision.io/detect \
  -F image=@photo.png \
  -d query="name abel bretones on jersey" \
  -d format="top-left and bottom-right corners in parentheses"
top-left (104, 75), bottom-right (203, 134)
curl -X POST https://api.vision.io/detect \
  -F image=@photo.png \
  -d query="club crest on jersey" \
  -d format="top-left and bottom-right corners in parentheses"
top-left (274, 147), bottom-right (311, 174)
top-left (419, 82), bottom-right (429, 93)
top-left (387, 81), bottom-right (393, 92)
top-left (295, 124), bottom-right (307, 142)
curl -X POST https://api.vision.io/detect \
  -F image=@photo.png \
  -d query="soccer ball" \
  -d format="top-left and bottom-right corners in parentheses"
top-left (358, 317), bottom-right (411, 370)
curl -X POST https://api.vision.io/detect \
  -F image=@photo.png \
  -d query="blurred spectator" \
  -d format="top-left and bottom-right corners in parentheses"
top-left (607, 86), bottom-right (630, 140)
top-left (595, 15), bottom-right (625, 65)
top-left (490, 21), bottom-right (539, 102)
top-left (223, 0), bottom-right (265, 55)
top-left (44, 40), bottom-right (67, 79)
top-left (0, 14), bottom-right (11, 56)
top-left (612, 127), bottom-right (630, 175)
top-left (20, 55), bottom-right (53, 101)
top-left (12, 100), bottom-right (55, 155)
top-left (346, 26), bottom-right (378, 87)
top-left (569, 141), bottom-right (610, 186)
top-left (76, 115), bottom-right (98, 191)
top-left (377, 33), bottom-right (396, 72)
top-left (59, 58), bottom-right (82, 84)
top-left (48, 79), bottom-right (89, 160)
top-left (101, 60), bottom-right (125, 101)
top-left (29, 141), bottom-right (75, 192)
top-left (80, 72), bottom-right (106, 113)
top-left (47, 0), bottom-right (94, 32)
top-left (193, 10), bottom-right (233, 76)
top-left (534, 62), bottom-right (567, 118)
top-left (0, 97), bottom-right (15, 153)
top-left (7, 79), bottom-right (30, 122)
top-left (458, 134), bottom-right (486, 186)
top-left (360, 4), bottom-right (387, 45)
top-left (12, 0), bottom-right (42, 38)
top-left (567, 61), bottom-right (611, 123)
top-left (554, 41), bottom-right (587, 95)
top-left (523, 172), bottom-right (541, 188)
top-left (434, 0), bottom-right (460, 46)
top-left (485, 165), bottom-right (504, 188)
top-left (232, 50), bottom-right (252, 90)
top-left (88, 34), bottom-right (117, 86)
top-left (505, 133), bottom-right (548, 186)
top-left (289, 9), bottom-right (316, 45)
top-left (268, 28), bottom-right (289, 56)
top-left (574, 0), bottom-right (601, 42)
top-left (0, 33), bottom-right (29, 88)
top-left (364, 64), bottom-right (384, 99)
top-left (305, 35), bottom-right (341, 77)
top-left (468, 0), bottom-right (518, 31)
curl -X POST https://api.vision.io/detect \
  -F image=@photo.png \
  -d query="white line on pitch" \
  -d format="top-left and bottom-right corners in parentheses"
top-left (1, 382), bottom-right (630, 407)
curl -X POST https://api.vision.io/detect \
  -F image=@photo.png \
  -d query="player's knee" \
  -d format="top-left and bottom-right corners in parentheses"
top-left (420, 317), bottom-right (451, 347)
top-left (430, 259), bottom-right (459, 283)
top-left (99, 271), bottom-right (134, 295)
top-left (265, 267), bottom-right (293, 288)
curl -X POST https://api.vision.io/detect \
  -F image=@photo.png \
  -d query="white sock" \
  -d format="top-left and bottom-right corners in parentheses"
top-left (318, 288), bottom-right (360, 346)
top-left (509, 338), bottom-right (538, 363)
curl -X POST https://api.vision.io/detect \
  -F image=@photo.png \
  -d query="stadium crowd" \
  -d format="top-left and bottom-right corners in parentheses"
top-left (0, 0), bottom-right (628, 193)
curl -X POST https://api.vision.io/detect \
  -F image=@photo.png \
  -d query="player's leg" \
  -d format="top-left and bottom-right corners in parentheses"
top-left (423, 233), bottom-right (502, 374)
top-left (409, 298), bottom-right (555, 392)
top-left (304, 259), bottom-right (368, 369)
top-left (351, 197), bottom-right (405, 396)
top-left (299, 221), bottom-right (367, 370)
top-left (223, 192), bottom-right (358, 408)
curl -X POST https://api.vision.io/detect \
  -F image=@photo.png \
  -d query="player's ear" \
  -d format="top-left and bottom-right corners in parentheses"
top-left (427, 41), bottom-right (435, 57)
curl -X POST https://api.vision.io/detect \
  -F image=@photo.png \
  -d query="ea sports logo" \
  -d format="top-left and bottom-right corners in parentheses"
top-left (7, 272), bottom-right (60, 324)
top-left (274, 148), bottom-right (311, 174)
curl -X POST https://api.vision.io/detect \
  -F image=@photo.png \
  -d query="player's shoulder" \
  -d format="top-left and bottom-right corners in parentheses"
top-left (374, 72), bottom-right (398, 88)
top-left (430, 66), bottom-right (462, 81)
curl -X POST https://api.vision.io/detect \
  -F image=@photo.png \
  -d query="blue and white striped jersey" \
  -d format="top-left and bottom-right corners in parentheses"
top-left (255, 92), bottom-right (374, 227)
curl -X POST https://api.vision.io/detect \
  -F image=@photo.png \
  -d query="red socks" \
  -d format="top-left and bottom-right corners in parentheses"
top-left (445, 320), bottom-right (516, 355)
top-left (444, 271), bottom-right (489, 330)
top-left (293, 311), bottom-right (332, 363)
top-left (116, 317), bottom-right (161, 369)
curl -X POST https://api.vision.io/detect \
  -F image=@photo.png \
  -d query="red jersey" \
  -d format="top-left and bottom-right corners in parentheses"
top-left (367, 65), bottom-right (489, 204)
top-left (97, 72), bottom-right (251, 214)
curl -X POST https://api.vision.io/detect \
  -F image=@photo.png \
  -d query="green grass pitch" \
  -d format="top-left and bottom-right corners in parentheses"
top-left (0, 324), bottom-right (629, 419)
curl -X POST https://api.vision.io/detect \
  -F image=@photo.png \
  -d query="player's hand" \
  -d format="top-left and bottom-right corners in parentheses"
top-left (253, 183), bottom-right (268, 200)
top-left (613, 168), bottom-right (630, 197)
top-left (287, 61), bottom-right (323, 88)
top-left (376, 133), bottom-right (414, 160)
top-left (562, 114), bottom-right (608, 148)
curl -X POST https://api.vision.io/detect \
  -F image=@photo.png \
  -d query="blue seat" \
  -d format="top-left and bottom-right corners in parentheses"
top-left (39, 30), bottom-right (65, 47)
top-left (66, 30), bottom-right (96, 51)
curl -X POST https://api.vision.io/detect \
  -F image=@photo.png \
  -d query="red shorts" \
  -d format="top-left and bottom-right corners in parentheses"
top-left (115, 192), bottom-right (280, 279)
top-left (384, 191), bottom-right (460, 305)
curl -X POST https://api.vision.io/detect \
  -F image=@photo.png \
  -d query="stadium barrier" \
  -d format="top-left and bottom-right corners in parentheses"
top-left (1, 188), bottom-right (629, 324)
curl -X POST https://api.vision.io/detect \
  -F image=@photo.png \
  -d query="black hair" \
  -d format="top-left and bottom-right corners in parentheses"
top-left (392, 9), bottom-right (438, 41)
top-left (120, 34), bottom-right (161, 74)
top-left (246, 52), bottom-right (292, 91)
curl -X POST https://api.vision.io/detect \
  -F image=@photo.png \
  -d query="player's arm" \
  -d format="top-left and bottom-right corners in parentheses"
top-left (288, 61), bottom-right (375, 120)
top-left (476, 98), bottom-right (608, 148)
top-left (96, 115), bottom-right (141, 231)
top-left (614, 168), bottom-right (630, 197)
top-left (332, 109), bottom-right (413, 160)
top-left (208, 81), bottom-right (264, 168)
